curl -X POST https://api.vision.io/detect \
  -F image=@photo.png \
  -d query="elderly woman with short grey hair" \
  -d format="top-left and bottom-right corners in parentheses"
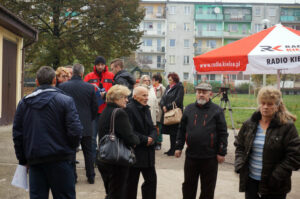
top-left (235, 86), bottom-right (300, 199)
top-left (97, 85), bottom-right (140, 199)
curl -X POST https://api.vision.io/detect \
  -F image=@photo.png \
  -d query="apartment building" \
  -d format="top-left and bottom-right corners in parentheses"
top-left (138, 0), bottom-right (300, 85)
top-left (136, 2), bottom-right (167, 76)
top-left (165, 3), bottom-right (195, 82)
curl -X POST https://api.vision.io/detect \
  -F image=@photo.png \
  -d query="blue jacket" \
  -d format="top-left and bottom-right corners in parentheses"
top-left (13, 85), bottom-right (83, 165)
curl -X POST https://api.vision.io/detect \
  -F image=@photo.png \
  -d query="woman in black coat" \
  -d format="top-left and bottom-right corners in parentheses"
top-left (160, 72), bottom-right (184, 156)
top-left (97, 85), bottom-right (140, 199)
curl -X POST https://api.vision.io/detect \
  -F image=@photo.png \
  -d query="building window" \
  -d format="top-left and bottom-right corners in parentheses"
top-left (209, 74), bottom-right (215, 81)
top-left (169, 39), bottom-right (176, 47)
top-left (184, 23), bottom-right (191, 31)
top-left (254, 7), bottom-right (261, 16)
top-left (169, 55), bottom-right (175, 64)
top-left (139, 55), bottom-right (153, 64)
top-left (268, 7), bottom-right (276, 17)
top-left (157, 56), bottom-right (162, 68)
top-left (196, 7), bottom-right (203, 14)
top-left (254, 24), bottom-right (262, 33)
top-left (143, 39), bottom-right (152, 46)
top-left (144, 22), bottom-right (153, 30)
top-left (184, 39), bottom-right (190, 48)
top-left (169, 6), bottom-right (176, 15)
top-left (242, 24), bottom-right (247, 34)
top-left (207, 40), bottom-right (216, 48)
top-left (169, 22), bottom-right (176, 32)
top-left (207, 23), bottom-right (216, 31)
top-left (184, 6), bottom-right (191, 15)
top-left (145, 6), bottom-right (153, 15)
top-left (184, 56), bottom-right (189, 64)
top-left (228, 24), bottom-right (238, 32)
top-left (183, 72), bottom-right (189, 80)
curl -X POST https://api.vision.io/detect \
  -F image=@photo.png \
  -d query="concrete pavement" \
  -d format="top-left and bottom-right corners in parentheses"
top-left (0, 125), bottom-right (299, 199)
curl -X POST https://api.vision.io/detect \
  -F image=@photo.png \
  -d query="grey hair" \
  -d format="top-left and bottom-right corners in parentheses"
top-left (72, 64), bottom-right (84, 76)
top-left (139, 75), bottom-right (151, 85)
top-left (36, 66), bottom-right (56, 85)
top-left (132, 86), bottom-right (148, 96)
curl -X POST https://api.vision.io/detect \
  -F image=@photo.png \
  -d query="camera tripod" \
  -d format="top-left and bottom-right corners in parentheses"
top-left (213, 87), bottom-right (236, 136)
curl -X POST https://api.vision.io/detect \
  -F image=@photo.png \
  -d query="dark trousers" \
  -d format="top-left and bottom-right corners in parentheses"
top-left (245, 177), bottom-right (287, 199)
top-left (169, 133), bottom-right (176, 153)
top-left (92, 114), bottom-right (101, 163)
top-left (97, 162), bottom-right (129, 199)
top-left (182, 157), bottom-right (218, 199)
top-left (126, 167), bottom-right (157, 199)
top-left (74, 136), bottom-right (95, 180)
top-left (29, 160), bottom-right (75, 199)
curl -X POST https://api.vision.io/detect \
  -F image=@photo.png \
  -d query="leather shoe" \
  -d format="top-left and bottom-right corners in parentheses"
top-left (167, 151), bottom-right (175, 156)
top-left (88, 177), bottom-right (95, 184)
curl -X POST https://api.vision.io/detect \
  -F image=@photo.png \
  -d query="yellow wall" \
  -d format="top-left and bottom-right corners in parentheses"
top-left (140, 3), bottom-right (166, 18)
top-left (0, 26), bottom-right (23, 118)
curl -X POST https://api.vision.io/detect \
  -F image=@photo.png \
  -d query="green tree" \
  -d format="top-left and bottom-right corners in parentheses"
top-left (1, 0), bottom-right (144, 72)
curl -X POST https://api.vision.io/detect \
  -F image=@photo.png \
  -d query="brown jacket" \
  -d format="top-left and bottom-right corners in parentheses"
top-left (234, 111), bottom-right (300, 195)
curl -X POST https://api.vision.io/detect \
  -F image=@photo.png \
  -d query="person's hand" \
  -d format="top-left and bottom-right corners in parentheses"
top-left (147, 137), bottom-right (153, 146)
top-left (163, 106), bottom-right (167, 113)
top-left (175, 150), bottom-right (182, 158)
top-left (217, 155), bottom-right (225, 163)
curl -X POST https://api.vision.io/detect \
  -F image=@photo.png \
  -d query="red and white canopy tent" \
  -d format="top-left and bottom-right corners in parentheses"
top-left (193, 24), bottom-right (300, 88)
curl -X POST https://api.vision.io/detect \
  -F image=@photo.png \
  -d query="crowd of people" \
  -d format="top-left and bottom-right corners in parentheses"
top-left (12, 55), bottom-right (300, 199)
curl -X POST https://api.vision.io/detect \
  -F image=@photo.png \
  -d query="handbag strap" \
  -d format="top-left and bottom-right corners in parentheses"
top-left (172, 102), bottom-right (178, 109)
top-left (109, 108), bottom-right (120, 136)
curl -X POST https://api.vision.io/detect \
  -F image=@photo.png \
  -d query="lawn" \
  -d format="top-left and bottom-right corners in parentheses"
top-left (183, 93), bottom-right (300, 134)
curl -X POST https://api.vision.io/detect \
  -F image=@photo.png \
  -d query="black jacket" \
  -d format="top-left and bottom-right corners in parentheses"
top-left (234, 111), bottom-right (300, 195)
top-left (98, 103), bottom-right (140, 147)
top-left (160, 82), bottom-right (184, 111)
top-left (13, 85), bottom-right (83, 165)
top-left (125, 99), bottom-right (157, 168)
top-left (113, 70), bottom-right (135, 90)
top-left (59, 76), bottom-right (98, 137)
top-left (176, 101), bottom-right (228, 159)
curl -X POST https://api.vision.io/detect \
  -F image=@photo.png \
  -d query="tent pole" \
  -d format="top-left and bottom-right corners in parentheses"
top-left (277, 69), bottom-right (281, 89)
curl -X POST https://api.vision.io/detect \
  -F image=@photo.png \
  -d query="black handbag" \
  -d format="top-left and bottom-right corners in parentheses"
top-left (97, 108), bottom-right (136, 166)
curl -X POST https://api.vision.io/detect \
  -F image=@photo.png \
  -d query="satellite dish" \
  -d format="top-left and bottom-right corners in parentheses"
top-left (214, 7), bottom-right (221, 14)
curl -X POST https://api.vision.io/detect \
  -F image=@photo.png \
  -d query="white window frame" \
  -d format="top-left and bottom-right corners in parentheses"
top-left (169, 22), bottom-right (176, 32)
top-left (184, 39), bottom-right (190, 48)
top-left (184, 56), bottom-right (189, 65)
top-left (169, 55), bottom-right (175, 64)
top-left (169, 39), bottom-right (176, 48)
top-left (169, 6), bottom-right (176, 15)
top-left (184, 6), bottom-right (191, 15)
top-left (183, 72), bottom-right (189, 80)
top-left (184, 23), bottom-right (191, 31)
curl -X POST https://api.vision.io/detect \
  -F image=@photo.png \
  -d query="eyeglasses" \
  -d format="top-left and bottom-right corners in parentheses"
top-left (61, 75), bottom-right (69, 78)
top-left (143, 79), bottom-right (150, 82)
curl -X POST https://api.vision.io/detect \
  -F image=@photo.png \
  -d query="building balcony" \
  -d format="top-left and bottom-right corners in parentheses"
top-left (144, 12), bottom-right (166, 20)
top-left (280, 15), bottom-right (300, 23)
top-left (224, 14), bottom-right (252, 22)
top-left (137, 47), bottom-right (165, 54)
top-left (143, 30), bottom-right (166, 37)
top-left (223, 31), bottom-right (251, 38)
top-left (195, 13), bottom-right (223, 21)
top-left (196, 30), bottom-right (223, 38)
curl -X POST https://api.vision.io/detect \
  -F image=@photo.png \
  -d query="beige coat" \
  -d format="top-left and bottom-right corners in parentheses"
top-left (154, 84), bottom-right (166, 123)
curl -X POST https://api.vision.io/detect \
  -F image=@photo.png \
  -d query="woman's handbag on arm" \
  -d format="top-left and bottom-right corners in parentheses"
top-left (97, 108), bottom-right (136, 166)
top-left (163, 102), bottom-right (182, 125)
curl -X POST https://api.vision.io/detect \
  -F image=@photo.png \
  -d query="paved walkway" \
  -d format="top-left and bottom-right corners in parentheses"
top-left (0, 125), bottom-right (299, 199)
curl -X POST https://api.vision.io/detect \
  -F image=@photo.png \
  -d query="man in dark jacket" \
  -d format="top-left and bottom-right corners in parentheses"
top-left (125, 86), bottom-right (157, 199)
top-left (175, 82), bottom-right (228, 199)
top-left (110, 58), bottom-right (136, 90)
top-left (59, 64), bottom-right (98, 184)
top-left (13, 66), bottom-right (83, 199)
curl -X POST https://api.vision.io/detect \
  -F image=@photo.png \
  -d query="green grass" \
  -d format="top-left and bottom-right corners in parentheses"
top-left (183, 93), bottom-right (300, 134)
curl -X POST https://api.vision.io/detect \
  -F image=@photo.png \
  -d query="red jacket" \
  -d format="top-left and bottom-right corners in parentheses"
top-left (84, 65), bottom-right (114, 113)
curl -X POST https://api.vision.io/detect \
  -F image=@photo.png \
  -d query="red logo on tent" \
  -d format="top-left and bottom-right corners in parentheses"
top-left (260, 45), bottom-right (283, 52)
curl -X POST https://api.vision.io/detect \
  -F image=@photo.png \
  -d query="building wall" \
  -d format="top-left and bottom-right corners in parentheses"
top-left (0, 26), bottom-right (23, 118)
top-left (165, 3), bottom-right (195, 82)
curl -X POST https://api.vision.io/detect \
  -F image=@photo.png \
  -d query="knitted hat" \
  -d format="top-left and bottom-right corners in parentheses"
top-left (94, 56), bottom-right (106, 65)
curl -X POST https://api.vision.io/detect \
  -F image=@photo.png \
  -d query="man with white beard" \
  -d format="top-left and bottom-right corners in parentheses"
top-left (175, 82), bottom-right (228, 199)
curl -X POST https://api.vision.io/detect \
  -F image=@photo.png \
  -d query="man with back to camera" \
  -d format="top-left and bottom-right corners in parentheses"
top-left (59, 64), bottom-right (98, 184)
top-left (13, 66), bottom-right (83, 199)
top-left (175, 82), bottom-right (228, 199)
top-left (125, 86), bottom-right (157, 199)
top-left (84, 56), bottom-right (114, 166)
